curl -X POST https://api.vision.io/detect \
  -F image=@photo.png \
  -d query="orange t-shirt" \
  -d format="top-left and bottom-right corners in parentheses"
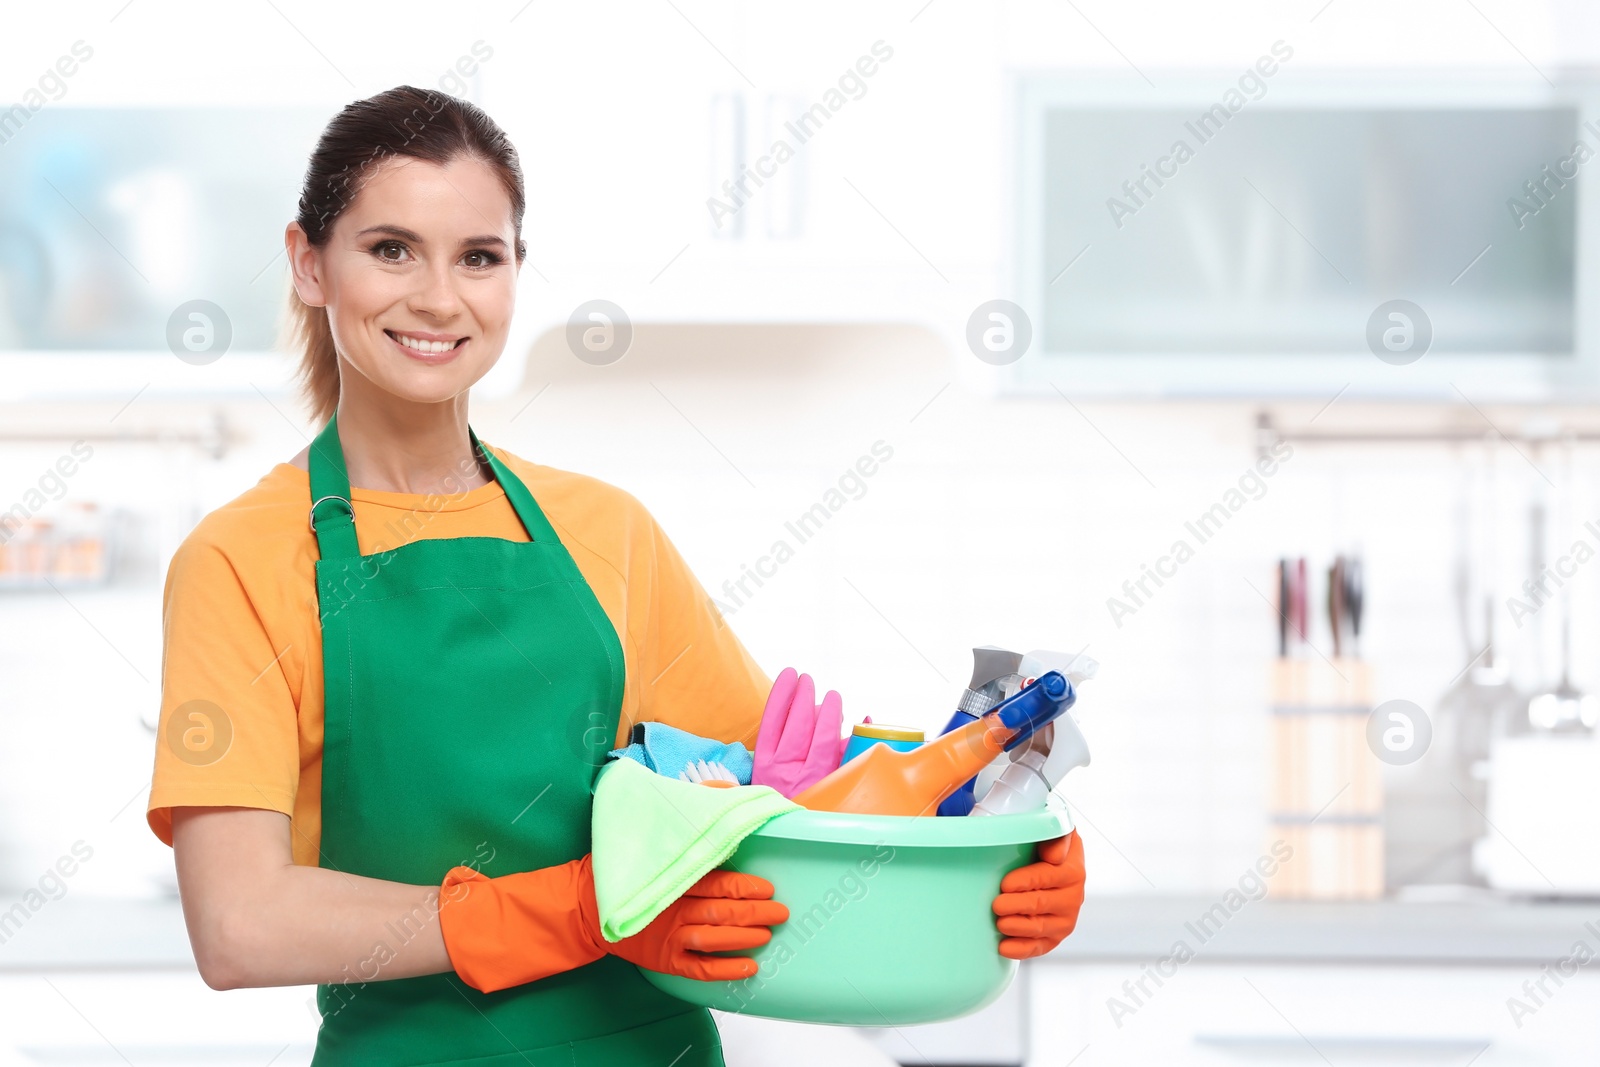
top-left (146, 444), bottom-right (772, 867)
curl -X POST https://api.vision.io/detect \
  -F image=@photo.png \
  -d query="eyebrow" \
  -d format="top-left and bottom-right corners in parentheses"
top-left (354, 224), bottom-right (508, 250)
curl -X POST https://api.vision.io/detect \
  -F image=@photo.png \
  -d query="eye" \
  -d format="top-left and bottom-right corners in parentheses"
top-left (462, 249), bottom-right (504, 270)
top-left (370, 239), bottom-right (410, 264)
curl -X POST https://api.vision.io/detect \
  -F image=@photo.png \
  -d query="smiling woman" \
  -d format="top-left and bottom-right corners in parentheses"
top-left (148, 85), bottom-right (790, 1067)
top-left (284, 86), bottom-right (527, 440)
top-left (147, 82), bottom-right (1077, 1067)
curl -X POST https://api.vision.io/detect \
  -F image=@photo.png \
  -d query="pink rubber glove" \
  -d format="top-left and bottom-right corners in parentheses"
top-left (752, 667), bottom-right (846, 797)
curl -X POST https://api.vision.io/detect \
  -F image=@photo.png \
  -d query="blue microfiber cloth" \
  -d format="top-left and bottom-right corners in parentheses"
top-left (607, 721), bottom-right (754, 785)
top-left (591, 757), bottom-right (799, 941)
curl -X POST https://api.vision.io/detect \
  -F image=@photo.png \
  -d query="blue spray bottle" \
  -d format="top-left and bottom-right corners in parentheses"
top-left (936, 663), bottom-right (1076, 816)
top-left (934, 648), bottom-right (1021, 817)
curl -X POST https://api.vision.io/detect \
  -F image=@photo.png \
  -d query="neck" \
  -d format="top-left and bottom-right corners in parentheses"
top-left (330, 383), bottom-right (492, 496)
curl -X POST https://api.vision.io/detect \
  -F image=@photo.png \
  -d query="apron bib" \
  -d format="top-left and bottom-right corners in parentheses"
top-left (305, 413), bottom-right (722, 1067)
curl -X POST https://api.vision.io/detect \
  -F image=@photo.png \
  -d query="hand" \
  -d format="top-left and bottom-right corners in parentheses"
top-left (752, 667), bottom-right (846, 798)
top-left (603, 868), bottom-right (789, 981)
top-left (439, 859), bottom-right (788, 993)
top-left (992, 831), bottom-right (1084, 960)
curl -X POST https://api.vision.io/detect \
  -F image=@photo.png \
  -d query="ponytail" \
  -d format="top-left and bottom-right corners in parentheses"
top-left (286, 286), bottom-right (340, 426)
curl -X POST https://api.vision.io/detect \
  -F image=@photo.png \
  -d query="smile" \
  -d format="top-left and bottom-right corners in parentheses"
top-left (384, 329), bottom-right (467, 362)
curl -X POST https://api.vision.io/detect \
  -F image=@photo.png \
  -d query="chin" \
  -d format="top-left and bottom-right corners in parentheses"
top-left (384, 371), bottom-right (484, 405)
top-left (359, 354), bottom-right (499, 404)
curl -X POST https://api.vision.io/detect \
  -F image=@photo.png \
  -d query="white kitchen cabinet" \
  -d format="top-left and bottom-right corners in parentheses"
top-left (1029, 962), bottom-right (1600, 1066)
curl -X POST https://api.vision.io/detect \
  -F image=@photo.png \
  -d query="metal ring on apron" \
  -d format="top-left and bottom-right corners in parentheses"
top-left (308, 494), bottom-right (353, 534)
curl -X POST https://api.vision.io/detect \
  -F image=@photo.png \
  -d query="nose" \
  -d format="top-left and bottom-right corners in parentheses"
top-left (406, 257), bottom-right (465, 322)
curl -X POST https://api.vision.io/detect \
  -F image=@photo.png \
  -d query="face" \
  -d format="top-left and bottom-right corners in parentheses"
top-left (287, 154), bottom-right (519, 407)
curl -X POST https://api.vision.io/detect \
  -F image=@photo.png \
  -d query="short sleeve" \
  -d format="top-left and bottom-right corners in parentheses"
top-left (146, 535), bottom-right (300, 846)
top-left (633, 514), bottom-right (772, 750)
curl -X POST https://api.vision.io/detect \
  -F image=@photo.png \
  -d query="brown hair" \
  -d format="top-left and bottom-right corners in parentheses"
top-left (286, 85), bottom-right (528, 424)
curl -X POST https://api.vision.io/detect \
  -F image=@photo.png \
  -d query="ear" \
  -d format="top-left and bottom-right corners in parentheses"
top-left (285, 222), bottom-right (327, 308)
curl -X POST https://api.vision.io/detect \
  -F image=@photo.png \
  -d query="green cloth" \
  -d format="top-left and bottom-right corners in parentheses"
top-left (592, 757), bottom-right (800, 941)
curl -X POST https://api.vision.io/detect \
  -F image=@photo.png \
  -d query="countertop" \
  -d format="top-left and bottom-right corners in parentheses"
top-left (4, 895), bottom-right (1598, 972)
top-left (1051, 895), bottom-right (1600, 966)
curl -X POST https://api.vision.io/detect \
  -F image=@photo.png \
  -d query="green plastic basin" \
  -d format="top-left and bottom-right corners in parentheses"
top-left (640, 796), bottom-right (1072, 1026)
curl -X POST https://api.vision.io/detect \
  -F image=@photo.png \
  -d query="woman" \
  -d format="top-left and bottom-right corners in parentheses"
top-left (146, 85), bottom-right (1084, 1066)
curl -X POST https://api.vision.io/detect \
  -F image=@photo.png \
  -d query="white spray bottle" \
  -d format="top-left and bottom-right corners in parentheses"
top-left (972, 649), bottom-right (1097, 816)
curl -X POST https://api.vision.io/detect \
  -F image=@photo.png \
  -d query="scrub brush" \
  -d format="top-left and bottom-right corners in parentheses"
top-left (679, 759), bottom-right (739, 788)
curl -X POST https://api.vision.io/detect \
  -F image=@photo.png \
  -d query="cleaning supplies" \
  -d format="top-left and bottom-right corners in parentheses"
top-left (795, 712), bottom-right (1010, 816)
top-left (842, 723), bottom-right (925, 763)
top-left (680, 759), bottom-right (740, 786)
top-left (960, 646), bottom-right (1100, 812)
top-left (949, 647), bottom-right (1026, 729)
top-left (935, 647), bottom-right (1027, 816)
top-left (1018, 648), bottom-right (1099, 690)
top-left (795, 672), bottom-right (1075, 817)
top-left (972, 717), bottom-right (1091, 816)
top-left (989, 669), bottom-right (1075, 749)
top-left (971, 651), bottom-right (1097, 816)
top-left (609, 721), bottom-right (754, 784)
top-left (590, 757), bottom-right (799, 940)
top-left (939, 648), bottom-right (1096, 815)
top-left (752, 667), bottom-right (848, 797)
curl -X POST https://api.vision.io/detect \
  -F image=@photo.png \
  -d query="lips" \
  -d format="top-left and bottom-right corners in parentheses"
top-left (384, 329), bottom-right (467, 363)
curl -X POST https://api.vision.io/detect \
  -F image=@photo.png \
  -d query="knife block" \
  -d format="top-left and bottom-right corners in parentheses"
top-left (1266, 657), bottom-right (1383, 899)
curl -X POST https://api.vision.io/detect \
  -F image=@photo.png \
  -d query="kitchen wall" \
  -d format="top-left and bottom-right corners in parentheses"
top-left (3, 0), bottom-right (1598, 900)
top-left (5, 327), bottom-right (1596, 900)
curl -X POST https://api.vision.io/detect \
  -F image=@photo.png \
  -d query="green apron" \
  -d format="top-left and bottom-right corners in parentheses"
top-left (305, 413), bottom-right (723, 1067)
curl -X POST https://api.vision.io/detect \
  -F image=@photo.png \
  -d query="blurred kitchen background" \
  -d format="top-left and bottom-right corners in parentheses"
top-left (5, 0), bottom-right (1600, 1063)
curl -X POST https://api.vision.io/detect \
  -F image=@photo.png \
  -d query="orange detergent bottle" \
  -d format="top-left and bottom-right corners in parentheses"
top-left (795, 671), bottom-right (1073, 816)
top-left (791, 713), bottom-right (1006, 816)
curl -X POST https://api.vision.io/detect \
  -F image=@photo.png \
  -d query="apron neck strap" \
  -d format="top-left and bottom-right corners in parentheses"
top-left (308, 414), bottom-right (359, 560)
top-left (308, 412), bottom-right (560, 560)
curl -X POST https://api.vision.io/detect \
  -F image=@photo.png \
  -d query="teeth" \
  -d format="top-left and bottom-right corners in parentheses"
top-left (390, 332), bottom-right (459, 354)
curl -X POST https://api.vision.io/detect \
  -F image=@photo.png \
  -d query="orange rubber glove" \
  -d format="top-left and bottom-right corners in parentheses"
top-left (992, 831), bottom-right (1084, 960)
top-left (605, 868), bottom-right (788, 982)
top-left (438, 856), bottom-right (788, 993)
